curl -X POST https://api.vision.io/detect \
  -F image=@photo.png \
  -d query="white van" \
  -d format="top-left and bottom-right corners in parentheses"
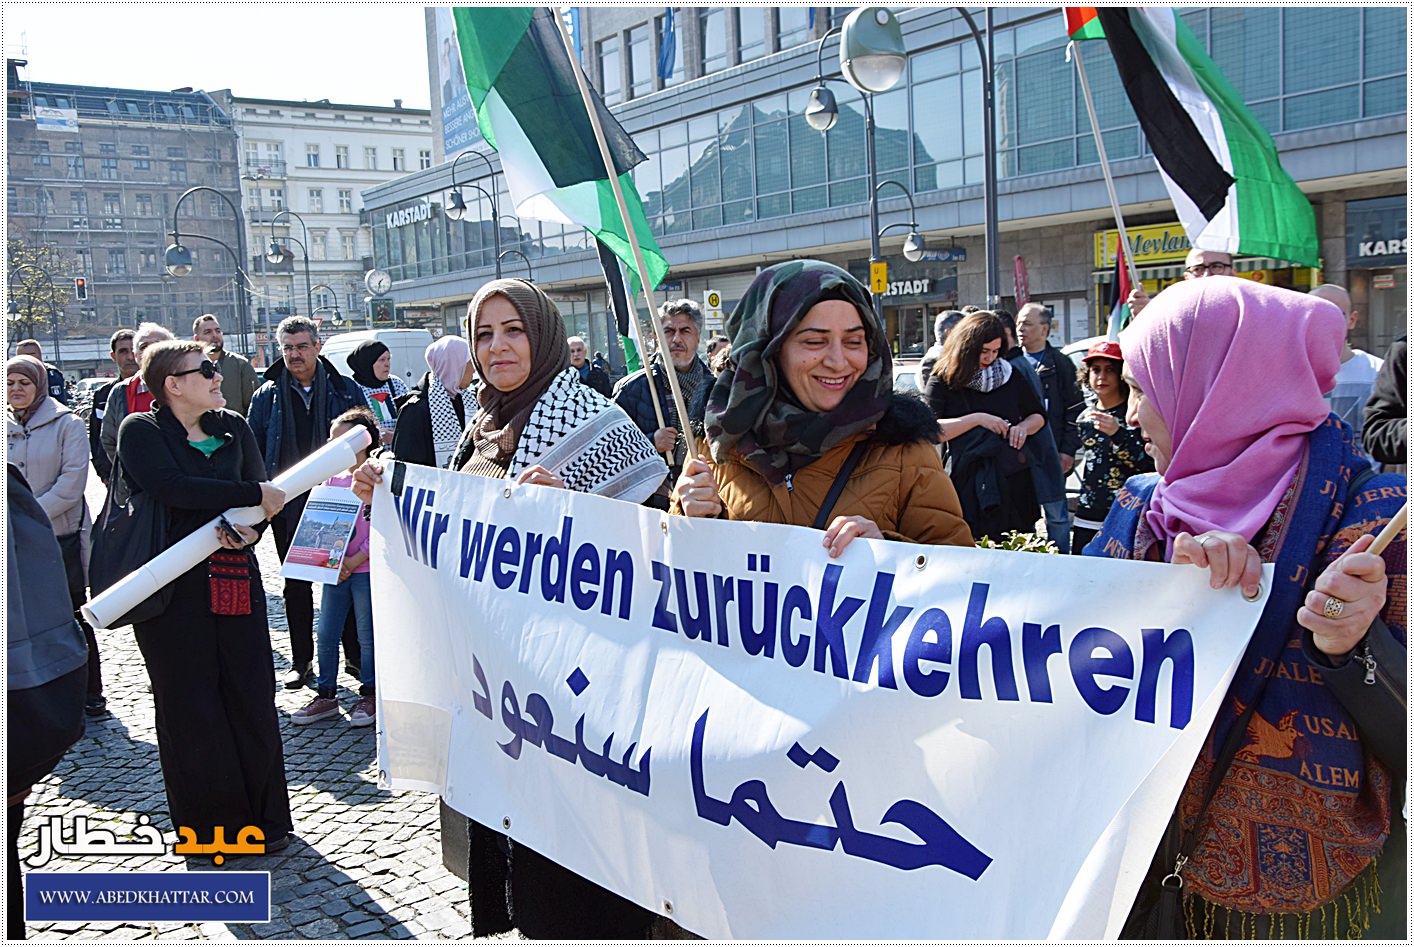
top-left (320, 329), bottom-right (436, 389)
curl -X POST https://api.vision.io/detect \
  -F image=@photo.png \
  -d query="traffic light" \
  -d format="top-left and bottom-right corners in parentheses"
top-left (73, 277), bottom-right (88, 300)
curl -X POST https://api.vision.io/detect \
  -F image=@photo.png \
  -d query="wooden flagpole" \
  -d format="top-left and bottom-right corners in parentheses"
top-left (1070, 40), bottom-right (1143, 293)
top-left (552, 8), bottom-right (696, 459)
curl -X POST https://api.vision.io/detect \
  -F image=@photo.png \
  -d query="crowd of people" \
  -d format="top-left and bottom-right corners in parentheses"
top-left (6, 253), bottom-right (1407, 938)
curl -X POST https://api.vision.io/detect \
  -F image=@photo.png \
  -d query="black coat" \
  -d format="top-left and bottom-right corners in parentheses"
top-left (1363, 337), bottom-right (1406, 464)
top-left (1025, 343), bottom-right (1084, 457)
top-left (88, 379), bottom-right (118, 483)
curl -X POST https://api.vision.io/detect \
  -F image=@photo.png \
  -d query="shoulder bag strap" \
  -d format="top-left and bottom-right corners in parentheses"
top-left (812, 440), bottom-right (871, 531)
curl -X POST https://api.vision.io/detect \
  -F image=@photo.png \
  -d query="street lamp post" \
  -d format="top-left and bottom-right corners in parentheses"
top-left (164, 185), bottom-right (252, 353)
top-left (309, 282), bottom-right (342, 327)
top-left (444, 150), bottom-right (503, 278)
top-left (497, 248), bottom-right (534, 280)
top-left (955, 7), bottom-right (1000, 307)
top-left (7, 263), bottom-right (59, 366)
top-left (266, 232), bottom-right (314, 322)
top-left (805, 9), bottom-right (911, 327)
top-left (269, 209), bottom-right (315, 320)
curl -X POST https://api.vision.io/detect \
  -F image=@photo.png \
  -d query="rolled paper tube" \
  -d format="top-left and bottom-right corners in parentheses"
top-left (81, 425), bottom-right (372, 629)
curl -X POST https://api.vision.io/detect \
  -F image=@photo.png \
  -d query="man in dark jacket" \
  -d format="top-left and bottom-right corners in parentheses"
top-left (612, 299), bottom-right (711, 509)
top-left (1014, 304), bottom-right (1083, 473)
top-left (88, 329), bottom-right (137, 484)
top-left (15, 339), bottom-right (69, 406)
top-left (569, 335), bottom-right (612, 397)
top-left (1363, 336), bottom-right (1406, 466)
top-left (248, 316), bottom-right (364, 688)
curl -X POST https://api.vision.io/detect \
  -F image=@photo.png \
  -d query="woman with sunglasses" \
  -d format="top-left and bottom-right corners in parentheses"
top-left (113, 341), bottom-right (293, 855)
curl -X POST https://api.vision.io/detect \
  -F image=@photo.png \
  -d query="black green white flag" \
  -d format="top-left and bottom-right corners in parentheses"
top-left (1094, 9), bottom-right (1319, 267)
top-left (452, 7), bottom-right (669, 290)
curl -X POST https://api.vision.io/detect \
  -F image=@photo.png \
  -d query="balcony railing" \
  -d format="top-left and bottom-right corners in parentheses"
top-left (242, 159), bottom-right (287, 180)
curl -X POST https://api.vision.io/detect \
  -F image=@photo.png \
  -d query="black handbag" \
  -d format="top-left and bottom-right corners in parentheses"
top-left (88, 452), bottom-right (174, 627)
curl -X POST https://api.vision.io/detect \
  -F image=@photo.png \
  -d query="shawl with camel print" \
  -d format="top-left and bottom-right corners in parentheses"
top-left (1087, 417), bottom-right (1405, 917)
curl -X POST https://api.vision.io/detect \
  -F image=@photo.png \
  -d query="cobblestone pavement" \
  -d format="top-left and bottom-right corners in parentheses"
top-left (19, 470), bottom-right (489, 940)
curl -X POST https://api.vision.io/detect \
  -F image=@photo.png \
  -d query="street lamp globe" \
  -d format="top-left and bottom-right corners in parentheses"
top-left (266, 241), bottom-right (287, 265)
top-left (804, 85), bottom-right (839, 132)
top-left (164, 244), bottom-right (194, 277)
top-left (839, 8), bottom-right (906, 94)
top-left (445, 189), bottom-right (469, 222)
top-left (902, 231), bottom-right (926, 263)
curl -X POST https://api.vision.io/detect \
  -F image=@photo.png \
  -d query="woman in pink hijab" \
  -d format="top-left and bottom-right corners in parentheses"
top-left (1087, 276), bottom-right (1406, 938)
top-left (390, 335), bottom-right (478, 468)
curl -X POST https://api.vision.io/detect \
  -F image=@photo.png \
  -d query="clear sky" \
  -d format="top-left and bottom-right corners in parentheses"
top-left (5, 2), bottom-right (432, 109)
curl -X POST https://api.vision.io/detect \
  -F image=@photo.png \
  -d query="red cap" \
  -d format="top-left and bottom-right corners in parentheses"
top-left (1082, 340), bottom-right (1124, 363)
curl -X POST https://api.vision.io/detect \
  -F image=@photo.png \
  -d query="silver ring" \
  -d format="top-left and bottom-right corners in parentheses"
top-left (1196, 535), bottom-right (1210, 548)
top-left (1322, 596), bottom-right (1345, 619)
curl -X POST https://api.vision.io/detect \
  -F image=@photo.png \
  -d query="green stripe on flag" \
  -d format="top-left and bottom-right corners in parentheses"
top-left (454, 7), bottom-right (533, 151)
top-left (1173, 18), bottom-right (1318, 266)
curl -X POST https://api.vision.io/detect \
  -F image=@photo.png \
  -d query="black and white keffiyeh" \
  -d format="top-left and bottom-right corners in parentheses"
top-left (966, 357), bottom-right (1013, 393)
top-left (429, 377), bottom-right (475, 469)
top-left (454, 367), bottom-right (665, 501)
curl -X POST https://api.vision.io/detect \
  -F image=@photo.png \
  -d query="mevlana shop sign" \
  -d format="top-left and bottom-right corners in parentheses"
top-left (369, 463), bottom-right (1270, 939)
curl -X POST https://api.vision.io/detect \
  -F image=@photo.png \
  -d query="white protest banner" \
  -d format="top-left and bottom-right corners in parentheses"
top-left (370, 463), bottom-right (1270, 939)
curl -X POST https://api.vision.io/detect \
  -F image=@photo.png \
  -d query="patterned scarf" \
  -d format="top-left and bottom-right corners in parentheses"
top-left (454, 367), bottom-right (665, 502)
top-left (966, 357), bottom-right (1012, 393)
top-left (468, 279), bottom-right (570, 465)
top-left (704, 260), bottom-right (892, 485)
top-left (428, 375), bottom-right (474, 469)
top-left (1088, 418), bottom-right (1406, 917)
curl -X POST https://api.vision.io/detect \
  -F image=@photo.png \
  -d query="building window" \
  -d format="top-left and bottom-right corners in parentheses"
top-left (305, 143), bottom-right (320, 168)
top-left (776, 8), bottom-right (810, 51)
top-left (418, 149), bottom-right (432, 170)
top-left (309, 188), bottom-right (324, 213)
top-left (169, 161), bottom-right (187, 184)
top-left (99, 142), bottom-right (117, 154)
top-left (311, 231), bottom-right (328, 260)
top-left (340, 231), bottom-right (356, 259)
top-left (102, 193), bottom-right (121, 215)
top-left (364, 146), bottom-right (378, 170)
top-left (736, 9), bottom-right (766, 63)
top-left (32, 152), bottom-right (50, 167)
top-left (100, 158), bottom-right (119, 179)
top-left (167, 146), bottom-right (186, 158)
top-left (598, 36), bottom-right (622, 105)
top-left (392, 148), bottom-right (406, 171)
top-left (268, 187), bottom-right (284, 209)
top-left (209, 194), bottom-right (222, 216)
top-left (135, 193), bottom-right (153, 216)
top-left (70, 192), bottom-right (88, 216)
top-left (315, 289), bottom-right (332, 309)
top-left (37, 190), bottom-right (55, 215)
top-left (204, 147), bottom-right (221, 160)
top-left (338, 189), bottom-right (353, 213)
top-left (336, 145), bottom-right (349, 168)
top-left (700, 9), bottom-right (727, 75)
top-left (132, 144), bottom-right (150, 156)
top-left (64, 141), bottom-right (81, 154)
top-left (66, 155), bottom-right (84, 176)
top-left (133, 158), bottom-right (150, 171)
top-left (139, 249), bottom-right (157, 271)
top-left (627, 24), bottom-right (653, 99)
top-left (105, 249), bottom-right (127, 275)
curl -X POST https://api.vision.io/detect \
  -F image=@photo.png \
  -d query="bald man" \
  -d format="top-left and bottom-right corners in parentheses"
top-left (1127, 247), bottom-right (1235, 316)
top-left (1310, 283), bottom-right (1383, 456)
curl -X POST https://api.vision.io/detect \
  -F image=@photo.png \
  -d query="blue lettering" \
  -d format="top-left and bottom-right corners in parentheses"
top-left (539, 517), bottom-right (572, 603)
top-left (517, 530), bottom-right (544, 595)
top-left (959, 583), bottom-right (1019, 701)
top-left (459, 520), bottom-right (497, 580)
top-left (814, 564), bottom-right (862, 679)
top-left (571, 543), bottom-right (601, 612)
top-left (650, 560), bottom-right (677, 633)
top-left (1137, 627), bottom-right (1194, 729)
top-left (711, 573), bottom-right (735, 647)
top-left (1021, 622), bottom-right (1063, 702)
top-left (902, 608), bottom-right (952, 697)
top-left (1069, 626), bottom-right (1134, 716)
top-left (779, 584), bottom-right (812, 667)
top-left (738, 578), bottom-right (777, 658)
top-left (491, 527), bottom-right (520, 590)
top-left (850, 571), bottom-right (911, 689)
top-left (602, 549), bottom-right (633, 620)
top-left (675, 568), bottom-right (712, 641)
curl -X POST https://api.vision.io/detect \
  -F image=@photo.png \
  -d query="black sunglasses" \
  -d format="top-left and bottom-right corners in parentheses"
top-left (172, 359), bottom-right (219, 380)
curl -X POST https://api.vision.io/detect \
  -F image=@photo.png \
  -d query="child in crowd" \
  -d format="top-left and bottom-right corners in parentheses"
top-left (1071, 341), bottom-right (1153, 552)
top-left (293, 407), bottom-right (380, 727)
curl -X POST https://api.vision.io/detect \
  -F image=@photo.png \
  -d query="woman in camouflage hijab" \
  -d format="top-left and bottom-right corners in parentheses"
top-left (704, 260), bottom-right (893, 483)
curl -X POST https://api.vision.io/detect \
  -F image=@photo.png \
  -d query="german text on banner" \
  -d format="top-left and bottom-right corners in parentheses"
top-left (371, 464), bottom-right (1271, 939)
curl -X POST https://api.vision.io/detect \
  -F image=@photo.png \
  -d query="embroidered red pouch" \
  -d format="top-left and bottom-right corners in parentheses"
top-left (208, 550), bottom-right (253, 616)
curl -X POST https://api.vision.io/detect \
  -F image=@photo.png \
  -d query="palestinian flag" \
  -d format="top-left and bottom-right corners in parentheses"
top-left (1105, 240), bottom-right (1132, 340)
top-left (1064, 8), bottom-right (1104, 42)
top-left (452, 7), bottom-right (669, 291)
top-left (1093, 9), bottom-right (1319, 266)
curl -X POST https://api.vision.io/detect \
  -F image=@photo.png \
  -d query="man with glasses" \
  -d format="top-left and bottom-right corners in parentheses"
top-left (1127, 247), bottom-right (1235, 316)
top-left (248, 316), bottom-right (363, 689)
